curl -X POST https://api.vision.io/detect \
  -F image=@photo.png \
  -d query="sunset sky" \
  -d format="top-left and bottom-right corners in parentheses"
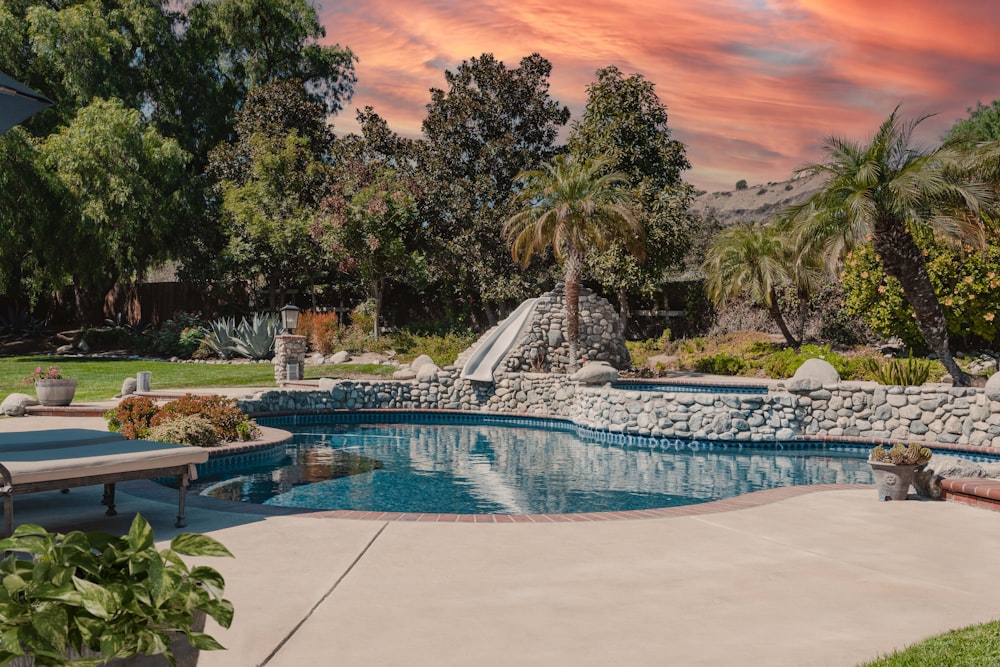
top-left (316, 0), bottom-right (1000, 193)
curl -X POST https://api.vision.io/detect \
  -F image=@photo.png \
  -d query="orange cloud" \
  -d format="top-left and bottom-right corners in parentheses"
top-left (318, 0), bottom-right (1000, 192)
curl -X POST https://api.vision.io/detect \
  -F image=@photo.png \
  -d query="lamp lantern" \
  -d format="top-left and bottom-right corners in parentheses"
top-left (279, 303), bottom-right (300, 334)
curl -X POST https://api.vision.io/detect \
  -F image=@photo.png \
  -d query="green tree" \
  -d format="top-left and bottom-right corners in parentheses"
top-left (790, 108), bottom-right (993, 385)
top-left (420, 53), bottom-right (569, 325)
top-left (947, 100), bottom-right (1000, 146)
top-left (39, 98), bottom-right (190, 320)
top-left (567, 65), bottom-right (693, 329)
top-left (209, 80), bottom-right (332, 309)
top-left (702, 222), bottom-right (804, 348)
top-left (504, 155), bottom-right (643, 369)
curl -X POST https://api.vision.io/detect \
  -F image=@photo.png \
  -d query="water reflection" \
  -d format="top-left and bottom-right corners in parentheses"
top-left (187, 422), bottom-right (873, 514)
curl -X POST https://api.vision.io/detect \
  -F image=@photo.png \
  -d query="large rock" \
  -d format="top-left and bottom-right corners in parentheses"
top-left (986, 371), bottom-right (1000, 401)
top-left (791, 358), bottom-right (840, 384)
top-left (393, 368), bottom-right (417, 381)
top-left (1, 393), bottom-right (37, 416)
top-left (120, 377), bottom-right (137, 396)
top-left (913, 455), bottom-right (1000, 499)
top-left (410, 354), bottom-right (435, 373)
top-left (329, 350), bottom-right (351, 364)
top-left (571, 361), bottom-right (619, 385)
top-left (415, 363), bottom-right (440, 383)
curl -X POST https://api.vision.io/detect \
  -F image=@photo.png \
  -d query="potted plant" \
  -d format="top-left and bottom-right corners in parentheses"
top-left (0, 514), bottom-right (234, 666)
top-left (868, 443), bottom-right (932, 501)
top-left (24, 365), bottom-right (77, 407)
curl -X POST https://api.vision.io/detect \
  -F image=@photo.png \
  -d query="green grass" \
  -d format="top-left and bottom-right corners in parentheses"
top-left (859, 620), bottom-right (1000, 666)
top-left (1, 356), bottom-right (394, 402)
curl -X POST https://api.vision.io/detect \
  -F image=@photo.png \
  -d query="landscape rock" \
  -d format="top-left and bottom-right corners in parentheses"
top-left (55, 344), bottom-right (75, 355)
top-left (393, 369), bottom-right (417, 381)
top-left (305, 352), bottom-right (326, 366)
top-left (120, 377), bottom-right (137, 396)
top-left (330, 350), bottom-right (351, 364)
top-left (317, 377), bottom-right (339, 392)
top-left (571, 361), bottom-right (618, 385)
top-left (913, 455), bottom-right (999, 499)
top-left (0, 393), bottom-right (37, 416)
top-left (410, 355), bottom-right (435, 373)
top-left (985, 371), bottom-right (1000, 401)
top-left (415, 363), bottom-right (440, 383)
top-left (792, 358), bottom-right (840, 384)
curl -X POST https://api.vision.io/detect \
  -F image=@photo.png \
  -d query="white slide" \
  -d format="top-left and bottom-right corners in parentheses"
top-left (460, 298), bottom-right (538, 382)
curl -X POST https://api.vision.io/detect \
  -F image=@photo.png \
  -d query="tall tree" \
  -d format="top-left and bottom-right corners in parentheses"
top-left (567, 65), bottom-right (693, 329)
top-left (702, 222), bottom-right (814, 348)
top-left (39, 98), bottom-right (190, 320)
top-left (790, 108), bottom-right (994, 386)
top-left (504, 155), bottom-right (643, 369)
top-left (421, 53), bottom-right (570, 325)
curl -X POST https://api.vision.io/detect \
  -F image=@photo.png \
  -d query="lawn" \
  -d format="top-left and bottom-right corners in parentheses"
top-left (1, 356), bottom-right (395, 402)
top-left (860, 620), bottom-right (1000, 666)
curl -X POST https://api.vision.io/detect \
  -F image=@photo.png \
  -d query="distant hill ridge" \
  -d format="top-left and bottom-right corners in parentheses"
top-left (690, 172), bottom-right (826, 226)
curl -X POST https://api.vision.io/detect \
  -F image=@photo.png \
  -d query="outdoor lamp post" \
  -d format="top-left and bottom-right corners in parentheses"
top-left (279, 303), bottom-right (300, 334)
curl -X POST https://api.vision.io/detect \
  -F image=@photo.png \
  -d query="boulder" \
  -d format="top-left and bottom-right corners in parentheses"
top-left (913, 455), bottom-right (999, 499)
top-left (393, 368), bottom-right (417, 381)
top-left (571, 361), bottom-right (618, 385)
top-left (317, 377), bottom-right (340, 392)
top-left (410, 354), bottom-right (435, 373)
top-left (986, 371), bottom-right (1000, 401)
top-left (55, 344), bottom-right (75, 355)
top-left (791, 358), bottom-right (840, 384)
top-left (329, 350), bottom-right (351, 364)
top-left (415, 363), bottom-right (440, 383)
top-left (0, 393), bottom-right (37, 416)
top-left (120, 377), bottom-right (137, 396)
top-left (305, 352), bottom-right (326, 366)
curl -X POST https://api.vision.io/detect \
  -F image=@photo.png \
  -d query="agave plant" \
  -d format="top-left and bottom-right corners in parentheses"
top-left (204, 316), bottom-right (238, 359)
top-left (230, 313), bottom-right (280, 360)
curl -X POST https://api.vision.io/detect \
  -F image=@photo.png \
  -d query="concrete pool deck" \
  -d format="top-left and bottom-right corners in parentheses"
top-left (1, 412), bottom-right (998, 666)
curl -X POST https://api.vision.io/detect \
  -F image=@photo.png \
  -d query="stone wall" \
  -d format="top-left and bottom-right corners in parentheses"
top-left (239, 375), bottom-right (1000, 450)
top-left (502, 284), bottom-right (630, 373)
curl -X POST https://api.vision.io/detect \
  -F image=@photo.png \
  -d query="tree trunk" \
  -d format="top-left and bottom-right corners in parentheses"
top-left (767, 286), bottom-right (800, 348)
top-left (873, 221), bottom-right (972, 386)
top-left (617, 285), bottom-right (631, 338)
top-left (564, 252), bottom-right (583, 371)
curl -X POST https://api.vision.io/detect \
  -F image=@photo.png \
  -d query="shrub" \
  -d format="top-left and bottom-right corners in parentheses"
top-left (204, 316), bottom-right (238, 359)
top-left (861, 356), bottom-right (933, 386)
top-left (145, 312), bottom-right (205, 359)
top-left (104, 396), bottom-right (160, 440)
top-left (297, 310), bottom-right (341, 354)
top-left (148, 414), bottom-right (221, 447)
top-left (389, 329), bottom-right (477, 366)
top-left (229, 313), bottom-right (280, 360)
top-left (349, 299), bottom-right (377, 338)
top-left (735, 179), bottom-right (748, 190)
top-left (694, 353), bottom-right (747, 375)
top-left (762, 344), bottom-right (852, 379)
top-left (153, 394), bottom-right (260, 442)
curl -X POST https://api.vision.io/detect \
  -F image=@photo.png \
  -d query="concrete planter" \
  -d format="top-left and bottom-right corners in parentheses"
top-left (33, 378), bottom-right (77, 406)
top-left (869, 461), bottom-right (924, 501)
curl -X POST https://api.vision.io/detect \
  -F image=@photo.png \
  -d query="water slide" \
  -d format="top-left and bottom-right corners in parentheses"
top-left (460, 298), bottom-right (538, 382)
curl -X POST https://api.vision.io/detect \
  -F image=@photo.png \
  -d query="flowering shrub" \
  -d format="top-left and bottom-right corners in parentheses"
top-left (840, 240), bottom-right (1000, 350)
top-left (22, 365), bottom-right (62, 383)
top-left (296, 310), bottom-right (341, 354)
top-left (104, 396), bottom-right (160, 440)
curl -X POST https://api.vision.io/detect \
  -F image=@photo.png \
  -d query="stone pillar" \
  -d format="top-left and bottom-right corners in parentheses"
top-left (274, 334), bottom-right (307, 385)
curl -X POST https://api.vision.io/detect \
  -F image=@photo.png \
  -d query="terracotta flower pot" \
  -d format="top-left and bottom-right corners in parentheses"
top-left (33, 378), bottom-right (78, 406)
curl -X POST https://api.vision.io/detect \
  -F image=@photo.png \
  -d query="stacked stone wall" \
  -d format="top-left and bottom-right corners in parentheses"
top-left (503, 284), bottom-right (630, 373)
top-left (239, 377), bottom-right (1000, 450)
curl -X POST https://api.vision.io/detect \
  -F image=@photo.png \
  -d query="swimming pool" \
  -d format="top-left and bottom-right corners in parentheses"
top-left (184, 414), bottom-right (874, 514)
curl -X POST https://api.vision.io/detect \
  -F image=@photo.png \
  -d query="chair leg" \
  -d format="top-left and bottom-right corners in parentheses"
top-left (175, 473), bottom-right (189, 528)
top-left (102, 483), bottom-right (117, 516)
top-left (3, 494), bottom-right (12, 538)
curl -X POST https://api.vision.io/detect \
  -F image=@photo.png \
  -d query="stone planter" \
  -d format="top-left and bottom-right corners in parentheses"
top-left (869, 461), bottom-right (924, 501)
top-left (33, 378), bottom-right (77, 406)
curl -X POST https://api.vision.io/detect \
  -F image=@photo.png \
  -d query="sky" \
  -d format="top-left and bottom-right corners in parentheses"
top-left (316, 0), bottom-right (1000, 193)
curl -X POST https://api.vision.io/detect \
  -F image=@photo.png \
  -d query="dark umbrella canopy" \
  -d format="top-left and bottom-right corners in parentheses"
top-left (0, 70), bottom-right (53, 135)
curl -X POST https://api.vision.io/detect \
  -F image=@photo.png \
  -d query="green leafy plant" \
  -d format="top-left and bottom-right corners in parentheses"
top-left (869, 443), bottom-right (932, 466)
top-left (0, 514), bottom-right (234, 666)
top-left (203, 316), bottom-right (238, 360)
top-left (694, 353), bottom-right (747, 375)
top-left (148, 415), bottom-right (221, 447)
top-left (861, 356), bottom-right (933, 386)
top-left (229, 313), bottom-right (280, 360)
top-left (153, 394), bottom-right (260, 442)
top-left (145, 313), bottom-right (206, 359)
top-left (107, 394), bottom-right (260, 444)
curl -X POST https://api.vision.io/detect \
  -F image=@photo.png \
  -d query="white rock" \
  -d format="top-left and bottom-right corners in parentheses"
top-left (571, 361), bottom-right (618, 385)
top-left (393, 369), bottom-right (417, 380)
top-left (305, 352), bottom-right (326, 366)
top-left (121, 377), bottom-right (137, 396)
top-left (410, 354), bottom-right (435, 373)
top-left (1, 393), bottom-right (37, 416)
top-left (792, 358), bottom-right (840, 384)
top-left (330, 350), bottom-right (351, 364)
top-left (416, 364), bottom-right (440, 383)
top-left (985, 371), bottom-right (1000, 401)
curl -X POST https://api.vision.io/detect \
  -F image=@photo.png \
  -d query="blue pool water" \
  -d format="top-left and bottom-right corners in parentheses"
top-left (611, 381), bottom-right (769, 394)
top-left (185, 416), bottom-right (875, 514)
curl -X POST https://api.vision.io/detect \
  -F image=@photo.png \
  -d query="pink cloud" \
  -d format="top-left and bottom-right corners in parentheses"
top-left (318, 0), bottom-right (1000, 192)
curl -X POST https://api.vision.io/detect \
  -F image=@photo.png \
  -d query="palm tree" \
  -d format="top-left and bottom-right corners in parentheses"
top-left (702, 221), bottom-right (815, 348)
top-left (789, 108), bottom-right (993, 386)
top-left (503, 154), bottom-right (644, 370)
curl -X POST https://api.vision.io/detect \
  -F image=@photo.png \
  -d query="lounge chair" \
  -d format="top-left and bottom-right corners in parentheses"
top-left (0, 429), bottom-right (208, 536)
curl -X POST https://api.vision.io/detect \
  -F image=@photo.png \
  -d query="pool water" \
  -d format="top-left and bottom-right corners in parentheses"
top-left (185, 419), bottom-right (874, 514)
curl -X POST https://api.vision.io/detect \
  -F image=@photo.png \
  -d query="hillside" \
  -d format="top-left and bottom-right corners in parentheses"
top-left (690, 172), bottom-right (826, 226)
